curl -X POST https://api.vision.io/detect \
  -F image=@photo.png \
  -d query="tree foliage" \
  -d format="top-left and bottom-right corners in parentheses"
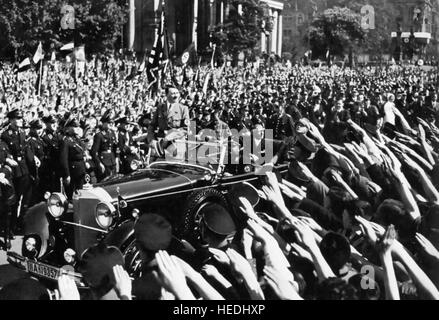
top-left (306, 6), bottom-right (365, 59)
top-left (211, 0), bottom-right (270, 56)
top-left (0, 0), bottom-right (127, 61)
top-left (325, 0), bottom-right (396, 57)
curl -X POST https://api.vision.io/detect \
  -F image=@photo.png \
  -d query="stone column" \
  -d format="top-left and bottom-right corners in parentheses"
top-left (154, 0), bottom-right (161, 36)
top-left (210, 0), bottom-right (216, 27)
top-left (261, 33), bottom-right (266, 53)
top-left (277, 12), bottom-right (283, 56)
top-left (271, 10), bottom-right (278, 54)
top-left (193, 0), bottom-right (199, 50)
top-left (128, 0), bottom-right (136, 51)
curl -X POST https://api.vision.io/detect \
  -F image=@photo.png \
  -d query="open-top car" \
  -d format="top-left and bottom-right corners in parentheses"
top-left (7, 138), bottom-right (288, 289)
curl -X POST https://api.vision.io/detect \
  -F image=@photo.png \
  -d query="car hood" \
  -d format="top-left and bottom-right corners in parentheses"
top-left (95, 168), bottom-right (197, 202)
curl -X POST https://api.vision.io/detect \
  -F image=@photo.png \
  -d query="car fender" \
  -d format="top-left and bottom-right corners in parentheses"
top-left (23, 202), bottom-right (50, 258)
top-left (104, 220), bottom-right (135, 251)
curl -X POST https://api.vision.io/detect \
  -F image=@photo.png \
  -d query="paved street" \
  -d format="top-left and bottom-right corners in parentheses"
top-left (0, 237), bottom-right (30, 289)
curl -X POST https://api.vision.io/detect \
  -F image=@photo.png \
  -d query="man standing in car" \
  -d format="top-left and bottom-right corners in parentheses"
top-left (60, 118), bottom-right (87, 199)
top-left (91, 112), bottom-right (118, 181)
top-left (41, 115), bottom-right (63, 193)
top-left (148, 85), bottom-right (190, 141)
top-left (147, 85), bottom-right (190, 159)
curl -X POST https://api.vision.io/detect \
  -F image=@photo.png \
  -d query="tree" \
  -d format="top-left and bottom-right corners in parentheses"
top-left (306, 6), bottom-right (365, 60)
top-left (210, 0), bottom-right (270, 59)
top-left (0, 0), bottom-right (127, 61)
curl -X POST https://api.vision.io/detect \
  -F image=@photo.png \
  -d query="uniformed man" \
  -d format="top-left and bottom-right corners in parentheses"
top-left (0, 139), bottom-right (16, 249)
top-left (26, 119), bottom-right (45, 205)
top-left (1, 109), bottom-right (33, 233)
top-left (91, 112), bottom-right (118, 181)
top-left (41, 115), bottom-right (62, 193)
top-left (60, 118), bottom-right (87, 199)
top-left (116, 117), bottom-right (137, 174)
top-left (147, 85), bottom-right (190, 159)
top-left (148, 85), bottom-right (190, 140)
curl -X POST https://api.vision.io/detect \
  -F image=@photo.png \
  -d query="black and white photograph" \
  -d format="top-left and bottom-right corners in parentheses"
top-left (0, 0), bottom-right (438, 308)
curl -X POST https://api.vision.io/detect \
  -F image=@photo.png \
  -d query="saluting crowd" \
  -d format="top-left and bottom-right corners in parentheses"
top-left (1, 55), bottom-right (439, 300)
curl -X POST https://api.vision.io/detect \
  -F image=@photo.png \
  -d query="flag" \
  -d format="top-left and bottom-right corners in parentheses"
top-left (74, 46), bottom-right (86, 62)
top-left (17, 58), bottom-right (32, 73)
top-left (146, 8), bottom-right (169, 84)
top-left (178, 43), bottom-right (195, 66)
top-left (35, 61), bottom-right (44, 95)
top-left (126, 59), bottom-right (139, 81)
top-left (326, 49), bottom-right (330, 59)
top-left (51, 51), bottom-right (56, 63)
top-left (33, 42), bottom-right (44, 64)
top-left (202, 71), bottom-right (211, 95)
top-left (210, 45), bottom-right (217, 69)
top-left (61, 42), bottom-right (75, 51)
top-left (138, 54), bottom-right (146, 73)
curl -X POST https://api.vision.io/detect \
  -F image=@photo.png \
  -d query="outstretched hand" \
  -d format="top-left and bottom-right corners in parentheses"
top-left (155, 250), bottom-right (195, 300)
top-left (416, 233), bottom-right (439, 259)
top-left (56, 275), bottom-right (80, 301)
top-left (113, 265), bottom-right (132, 300)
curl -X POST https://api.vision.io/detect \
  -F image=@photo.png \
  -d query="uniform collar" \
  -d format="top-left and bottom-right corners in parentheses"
top-left (9, 124), bottom-right (19, 132)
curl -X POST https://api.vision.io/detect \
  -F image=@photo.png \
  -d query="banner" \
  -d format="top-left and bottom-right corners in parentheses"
top-left (74, 46), bottom-right (86, 62)
top-left (33, 42), bottom-right (44, 65)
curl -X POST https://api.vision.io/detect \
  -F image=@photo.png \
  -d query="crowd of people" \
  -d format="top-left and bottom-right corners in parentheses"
top-left (0, 54), bottom-right (439, 300)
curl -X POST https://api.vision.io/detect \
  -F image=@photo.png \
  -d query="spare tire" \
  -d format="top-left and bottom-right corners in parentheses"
top-left (177, 188), bottom-right (229, 243)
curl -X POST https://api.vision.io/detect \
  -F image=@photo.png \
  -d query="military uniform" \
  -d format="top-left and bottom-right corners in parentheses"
top-left (1, 122), bottom-right (33, 230)
top-left (91, 129), bottom-right (118, 181)
top-left (60, 126), bottom-right (87, 198)
top-left (27, 132), bottom-right (45, 204)
top-left (118, 125), bottom-right (137, 174)
top-left (148, 102), bottom-right (190, 139)
top-left (0, 140), bottom-right (15, 248)
top-left (41, 117), bottom-right (63, 193)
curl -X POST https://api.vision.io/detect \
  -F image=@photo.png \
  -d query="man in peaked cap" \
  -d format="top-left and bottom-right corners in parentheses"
top-left (1, 108), bottom-right (33, 235)
top-left (41, 115), bottom-right (63, 193)
top-left (91, 110), bottom-right (118, 182)
top-left (116, 117), bottom-right (138, 174)
top-left (199, 203), bottom-right (237, 249)
top-left (60, 117), bottom-right (87, 199)
top-left (27, 119), bottom-right (45, 204)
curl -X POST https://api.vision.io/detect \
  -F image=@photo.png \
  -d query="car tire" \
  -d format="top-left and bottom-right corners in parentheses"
top-left (177, 188), bottom-right (229, 243)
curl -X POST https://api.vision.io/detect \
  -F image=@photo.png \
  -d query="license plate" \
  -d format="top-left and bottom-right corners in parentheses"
top-left (26, 260), bottom-right (61, 281)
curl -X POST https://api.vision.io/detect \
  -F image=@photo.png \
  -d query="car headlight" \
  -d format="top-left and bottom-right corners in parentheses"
top-left (22, 235), bottom-right (42, 259)
top-left (47, 193), bottom-right (68, 218)
top-left (95, 202), bottom-right (115, 229)
top-left (130, 160), bottom-right (139, 171)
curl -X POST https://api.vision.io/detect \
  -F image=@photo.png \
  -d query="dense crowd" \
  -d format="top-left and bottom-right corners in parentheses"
top-left (0, 56), bottom-right (439, 300)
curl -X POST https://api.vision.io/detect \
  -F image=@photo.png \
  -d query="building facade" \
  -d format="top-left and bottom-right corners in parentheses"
top-left (390, 0), bottom-right (435, 59)
top-left (280, 0), bottom-right (439, 62)
top-left (127, 0), bottom-right (284, 57)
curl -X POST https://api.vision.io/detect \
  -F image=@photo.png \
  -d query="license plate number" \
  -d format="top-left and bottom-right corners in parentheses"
top-left (26, 260), bottom-right (61, 281)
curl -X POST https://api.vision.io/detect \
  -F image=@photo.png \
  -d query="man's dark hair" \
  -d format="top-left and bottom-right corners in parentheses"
top-left (327, 187), bottom-right (355, 217)
top-left (165, 85), bottom-right (178, 94)
top-left (319, 232), bottom-right (351, 274)
top-left (295, 141), bottom-right (313, 161)
top-left (376, 199), bottom-right (414, 239)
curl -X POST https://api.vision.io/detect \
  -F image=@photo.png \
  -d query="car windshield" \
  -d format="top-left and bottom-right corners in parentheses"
top-left (149, 162), bottom-right (216, 176)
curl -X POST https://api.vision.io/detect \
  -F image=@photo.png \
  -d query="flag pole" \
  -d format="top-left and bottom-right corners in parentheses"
top-left (38, 60), bottom-right (43, 96)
